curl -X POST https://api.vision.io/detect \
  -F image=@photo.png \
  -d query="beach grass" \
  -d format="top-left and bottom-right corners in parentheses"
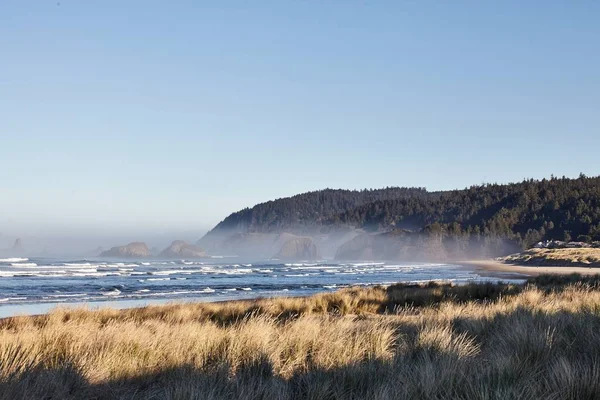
top-left (501, 247), bottom-right (600, 267)
top-left (2, 275), bottom-right (600, 399)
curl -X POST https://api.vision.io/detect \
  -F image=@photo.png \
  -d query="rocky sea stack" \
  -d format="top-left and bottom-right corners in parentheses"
top-left (100, 242), bottom-right (151, 258)
top-left (159, 240), bottom-right (206, 258)
top-left (275, 236), bottom-right (319, 260)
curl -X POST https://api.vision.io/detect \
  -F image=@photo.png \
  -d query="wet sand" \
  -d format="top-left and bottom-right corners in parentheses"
top-left (459, 259), bottom-right (600, 277)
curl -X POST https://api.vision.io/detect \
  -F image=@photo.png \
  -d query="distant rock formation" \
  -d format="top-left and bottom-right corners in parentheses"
top-left (335, 230), bottom-right (450, 261)
top-left (100, 242), bottom-right (151, 258)
top-left (0, 238), bottom-right (26, 257)
top-left (12, 238), bottom-right (23, 252)
top-left (335, 234), bottom-right (376, 260)
top-left (275, 235), bottom-right (319, 260)
top-left (159, 240), bottom-right (206, 258)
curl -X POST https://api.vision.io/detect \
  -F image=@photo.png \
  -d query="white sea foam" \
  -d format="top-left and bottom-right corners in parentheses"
top-left (8, 264), bottom-right (57, 269)
top-left (72, 272), bottom-right (120, 277)
top-left (102, 289), bottom-right (121, 296)
top-left (151, 270), bottom-right (183, 276)
top-left (0, 271), bottom-right (28, 277)
top-left (72, 268), bottom-right (98, 273)
top-left (0, 258), bottom-right (28, 263)
top-left (0, 297), bottom-right (27, 302)
top-left (142, 288), bottom-right (216, 297)
top-left (290, 265), bottom-right (339, 270)
top-left (349, 262), bottom-right (386, 267)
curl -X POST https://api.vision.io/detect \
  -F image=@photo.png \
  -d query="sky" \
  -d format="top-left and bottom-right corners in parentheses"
top-left (1, 1), bottom-right (599, 247)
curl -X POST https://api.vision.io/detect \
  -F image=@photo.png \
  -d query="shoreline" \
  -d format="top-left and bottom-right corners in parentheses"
top-left (2, 259), bottom-right (599, 319)
top-left (459, 259), bottom-right (600, 277)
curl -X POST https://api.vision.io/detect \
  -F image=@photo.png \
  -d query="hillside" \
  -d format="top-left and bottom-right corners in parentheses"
top-left (199, 175), bottom-right (600, 259)
top-left (206, 187), bottom-right (429, 235)
top-left (331, 174), bottom-right (600, 248)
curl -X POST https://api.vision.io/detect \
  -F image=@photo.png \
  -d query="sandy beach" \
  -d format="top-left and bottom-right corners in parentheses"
top-left (460, 259), bottom-right (600, 277)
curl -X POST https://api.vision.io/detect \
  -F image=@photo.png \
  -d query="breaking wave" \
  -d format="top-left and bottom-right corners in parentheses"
top-left (0, 258), bottom-right (526, 314)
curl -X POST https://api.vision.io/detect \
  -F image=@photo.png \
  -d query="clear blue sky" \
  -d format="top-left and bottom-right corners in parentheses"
top-left (1, 1), bottom-right (599, 238)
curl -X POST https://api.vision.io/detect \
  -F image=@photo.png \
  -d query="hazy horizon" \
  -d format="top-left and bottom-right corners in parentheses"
top-left (2, 2), bottom-right (599, 247)
top-left (1, 172), bottom-right (594, 255)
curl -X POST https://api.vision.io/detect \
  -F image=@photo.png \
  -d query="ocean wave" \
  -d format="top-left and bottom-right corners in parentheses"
top-left (70, 268), bottom-right (98, 274)
top-left (289, 265), bottom-right (339, 270)
top-left (0, 258), bottom-right (28, 263)
top-left (72, 272), bottom-right (120, 277)
top-left (0, 297), bottom-right (27, 302)
top-left (349, 262), bottom-right (386, 267)
top-left (10, 263), bottom-right (38, 267)
top-left (150, 270), bottom-right (184, 276)
top-left (102, 289), bottom-right (121, 296)
top-left (144, 288), bottom-right (216, 296)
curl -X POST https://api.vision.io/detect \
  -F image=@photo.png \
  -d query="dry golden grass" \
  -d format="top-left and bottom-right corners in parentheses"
top-left (502, 247), bottom-right (600, 267)
top-left (2, 275), bottom-right (600, 399)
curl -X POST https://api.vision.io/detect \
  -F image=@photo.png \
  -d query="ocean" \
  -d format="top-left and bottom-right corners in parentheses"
top-left (0, 257), bottom-right (525, 318)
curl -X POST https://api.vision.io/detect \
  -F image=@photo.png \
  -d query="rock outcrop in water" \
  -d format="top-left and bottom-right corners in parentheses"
top-left (335, 230), bottom-right (453, 261)
top-left (275, 235), bottom-right (319, 260)
top-left (0, 238), bottom-right (26, 257)
top-left (12, 238), bottom-right (23, 252)
top-left (100, 242), bottom-right (151, 258)
top-left (334, 229), bottom-right (520, 261)
top-left (159, 240), bottom-right (206, 258)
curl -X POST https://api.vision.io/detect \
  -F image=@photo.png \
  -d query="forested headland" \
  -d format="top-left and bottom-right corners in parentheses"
top-left (201, 175), bottom-right (600, 258)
